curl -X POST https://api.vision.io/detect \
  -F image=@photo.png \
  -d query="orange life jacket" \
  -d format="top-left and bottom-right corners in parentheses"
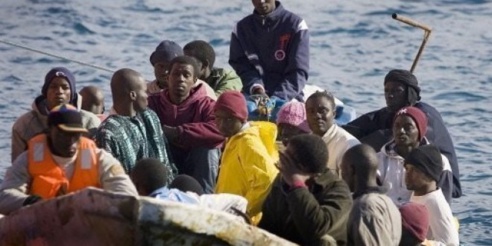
top-left (27, 134), bottom-right (100, 199)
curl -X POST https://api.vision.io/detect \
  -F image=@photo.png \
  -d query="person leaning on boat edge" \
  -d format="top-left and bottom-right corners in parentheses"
top-left (342, 69), bottom-right (462, 198)
top-left (11, 67), bottom-right (101, 162)
top-left (0, 104), bottom-right (137, 215)
top-left (229, 0), bottom-right (309, 101)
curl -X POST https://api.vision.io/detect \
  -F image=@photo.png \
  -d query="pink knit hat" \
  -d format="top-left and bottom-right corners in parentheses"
top-left (276, 101), bottom-right (311, 133)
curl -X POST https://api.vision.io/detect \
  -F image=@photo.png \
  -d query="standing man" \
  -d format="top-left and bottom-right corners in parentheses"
top-left (229, 0), bottom-right (309, 101)
top-left (341, 144), bottom-right (402, 246)
top-left (11, 67), bottom-right (100, 162)
top-left (94, 68), bottom-right (176, 183)
top-left (259, 134), bottom-right (352, 245)
top-left (0, 104), bottom-right (137, 215)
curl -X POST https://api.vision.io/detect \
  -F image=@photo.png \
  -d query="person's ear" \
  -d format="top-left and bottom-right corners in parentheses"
top-left (203, 59), bottom-right (210, 70)
top-left (129, 91), bottom-right (137, 101)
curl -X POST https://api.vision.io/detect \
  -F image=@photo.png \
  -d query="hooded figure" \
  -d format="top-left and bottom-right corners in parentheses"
top-left (11, 67), bottom-right (101, 162)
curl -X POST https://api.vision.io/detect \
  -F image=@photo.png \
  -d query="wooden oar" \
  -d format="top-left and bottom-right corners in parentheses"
top-left (392, 13), bottom-right (432, 73)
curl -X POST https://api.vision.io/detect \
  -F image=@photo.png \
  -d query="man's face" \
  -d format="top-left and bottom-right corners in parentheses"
top-left (252, 0), bottom-right (276, 15)
top-left (393, 115), bottom-right (420, 147)
top-left (153, 61), bottom-right (171, 88)
top-left (306, 96), bottom-right (336, 136)
top-left (132, 77), bottom-right (149, 112)
top-left (49, 127), bottom-right (81, 157)
top-left (214, 108), bottom-right (243, 138)
top-left (46, 77), bottom-right (71, 110)
top-left (168, 63), bottom-right (196, 102)
top-left (384, 81), bottom-right (407, 113)
top-left (404, 163), bottom-right (428, 191)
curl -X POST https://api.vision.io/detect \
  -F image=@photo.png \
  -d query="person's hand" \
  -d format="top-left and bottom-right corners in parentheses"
top-left (252, 86), bottom-right (266, 96)
top-left (162, 125), bottom-right (179, 142)
top-left (276, 151), bottom-right (310, 187)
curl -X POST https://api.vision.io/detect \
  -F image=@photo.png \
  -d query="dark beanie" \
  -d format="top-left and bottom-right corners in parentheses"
top-left (394, 106), bottom-right (428, 141)
top-left (149, 40), bottom-right (183, 66)
top-left (43, 67), bottom-right (77, 105)
top-left (384, 69), bottom-right (421, 105)
top-left (400, 202), bottom-right (430, 242)
top-left (169, 175), bottom-right (204, 195)
top-left (405, 145), bottom-right (443, 182)
top-left (214, 91), bottom-right (248, 123)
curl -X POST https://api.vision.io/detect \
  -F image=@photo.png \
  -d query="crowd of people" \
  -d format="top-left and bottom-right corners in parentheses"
top-left (0, 0), bottom-right (461, 245)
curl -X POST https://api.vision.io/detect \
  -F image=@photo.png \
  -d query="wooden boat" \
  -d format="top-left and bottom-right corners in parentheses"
top-left (0, 188), bottom-right (295, 246)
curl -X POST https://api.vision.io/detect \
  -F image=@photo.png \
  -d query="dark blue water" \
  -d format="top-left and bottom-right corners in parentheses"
top-left (0, 0), bottom-right (490, 244)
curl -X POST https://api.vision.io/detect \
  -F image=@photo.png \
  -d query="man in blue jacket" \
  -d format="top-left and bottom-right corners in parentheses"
top-left (229, 0), bottom-right (309, 102)
top-left (342, 69), bottom-right (462, 199)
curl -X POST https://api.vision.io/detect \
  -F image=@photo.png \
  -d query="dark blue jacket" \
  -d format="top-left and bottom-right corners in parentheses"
top-left (229, 1), bottom-right (309, 101)
top-left (342, 102), bottom-right (462, 198)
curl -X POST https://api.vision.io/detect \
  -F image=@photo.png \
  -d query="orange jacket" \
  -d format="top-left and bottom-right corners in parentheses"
top-left (27, 134), bottom-right (100, 199)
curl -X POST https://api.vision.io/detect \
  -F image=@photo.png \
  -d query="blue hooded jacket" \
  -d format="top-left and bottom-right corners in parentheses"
top-left (229, 1), bottom-right (309, 101)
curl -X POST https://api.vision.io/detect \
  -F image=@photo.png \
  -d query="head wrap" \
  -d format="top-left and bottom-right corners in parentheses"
top-left (400, 202), bottom-right (430, 242)
top-left (384, 69), bottom-right (421, 105)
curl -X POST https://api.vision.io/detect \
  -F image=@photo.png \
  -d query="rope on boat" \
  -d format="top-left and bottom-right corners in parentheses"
top-left (0, 39), bottom-right (114, 73)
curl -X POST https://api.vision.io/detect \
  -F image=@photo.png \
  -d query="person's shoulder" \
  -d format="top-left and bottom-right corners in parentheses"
top-left (12, 110), bottom-right (36, 130)
top-left (80, 109), bottom-right (101, 122)
top-left (415, 102), bottom-right (443, 118)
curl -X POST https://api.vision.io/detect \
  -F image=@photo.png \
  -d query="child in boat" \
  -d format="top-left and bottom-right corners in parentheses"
top-left (183, 40), bottom-right (242, 96)
top-left (404, 145), bottom-right (460, 245)
top-left (148, 56), bottom-right (224, 194)
top-left (213, 91), bottom-right (278, 224)
top-left (229, 0), bottom-right (309, 101)
top-left (79, 86), bottom-right (106, 121)
top-left (305, 91), bottom-right (359, 177)
top-left (276, 101), bottom-right (311, 148)
top-left (377, 106), bottom-right (453, 205)
top-left (343, 69), bottom-right (462, 199)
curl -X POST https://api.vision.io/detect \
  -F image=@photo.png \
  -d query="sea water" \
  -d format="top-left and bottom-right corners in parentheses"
top-left (0, 0), bottom-right (490, 244)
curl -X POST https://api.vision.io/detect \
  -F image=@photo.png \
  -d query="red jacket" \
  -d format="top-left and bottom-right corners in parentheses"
top-left (148, 84), bottom-right (224, 149)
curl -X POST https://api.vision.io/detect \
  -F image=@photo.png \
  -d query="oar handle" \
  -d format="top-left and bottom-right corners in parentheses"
top-left (392, 13), bottom-right (432, 32)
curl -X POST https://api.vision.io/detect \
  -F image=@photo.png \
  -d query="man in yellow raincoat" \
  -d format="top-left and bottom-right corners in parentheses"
top-left (214, 91), bottom-right (278, 224)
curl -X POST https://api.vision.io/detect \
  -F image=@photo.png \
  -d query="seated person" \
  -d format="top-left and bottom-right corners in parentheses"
top-left (377, 106), bottom-right (453, 205)
top-left (229, 0), bottom-right (309, 102)
top-left (0, 104), bottom-right (137, 215)
top-left (305, 91), bottom-right (359, 177)
top-left (259, 134), bottom-right (353, 245)
top-left (79, 85), bottom-right (106, 121)
top-left (341, 144), bottom-right (402, 246)
top-left (405, 145), bottom-right (460, 245)
top-left (11, 67), bottom-right (100, 162)
top-left (183, 40), bottom-right (242, 96)
top-left (276, 101), bottom-right (311, 148)
top-left (94, 69), bottom-right (176, 183)
top-left (343, 69), bottom-right (462, 198)
top-left (148, 56), bottom-right (224, 194)
top-left (131, 158), bottom-right (247, 216)
top-left (213, 91), bottom-right (278, 224)
top-left (148, 40), bottom-right (217, 100)
top-left (147, 40), bottom-right (183, 94)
